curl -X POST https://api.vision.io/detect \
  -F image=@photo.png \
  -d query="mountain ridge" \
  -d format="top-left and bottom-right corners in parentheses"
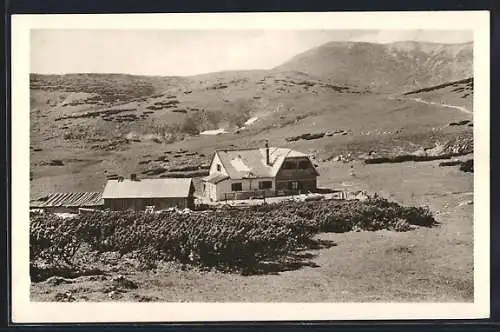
top-left (274, 40), bottom-right (472, 92)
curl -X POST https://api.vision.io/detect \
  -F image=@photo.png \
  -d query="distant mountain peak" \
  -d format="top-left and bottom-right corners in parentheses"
top-left (274, 40), bottom-right (472, 92)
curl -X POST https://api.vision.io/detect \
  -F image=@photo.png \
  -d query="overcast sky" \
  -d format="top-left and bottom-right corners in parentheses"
top-left (31, 30), bottom-right (472, 76)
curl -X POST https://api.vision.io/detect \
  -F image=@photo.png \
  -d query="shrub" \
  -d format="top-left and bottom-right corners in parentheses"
top-left (31, 209), bottom-right (316, 271)
top-left (439, 160), bottom-right (462, 167)
top-left (460, 159), bottom-right (473, 173)
top-left (30, 212), bottom-right (81, 265)
top-left (258, 197), bottom-right (436, 233)
top-left (30, 197), bottom-right (436, 272)
top-left (180, 115), bottom-right (200, 135)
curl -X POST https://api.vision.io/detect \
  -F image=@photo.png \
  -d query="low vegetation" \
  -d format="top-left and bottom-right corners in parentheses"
top-left (460, 159), bottom-right (473, 173)
top-left (365, 154), bottom-right (455, 164)
top-left (364, 134), bottom-right (473, 165)
top-left (438, 159), bottom-right (474, 173)
top-left (30, 73), bottom-right (176, 104)
top-left (403, 77), bottom-right (473, 96)
top-left (30, 197), bottom-right (436, 280)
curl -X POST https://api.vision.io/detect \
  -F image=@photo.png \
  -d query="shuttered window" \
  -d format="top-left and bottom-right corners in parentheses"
top-left (259, 181), bottom-right (272, 189)
top-left (231, 183), bottom-right (242, 191)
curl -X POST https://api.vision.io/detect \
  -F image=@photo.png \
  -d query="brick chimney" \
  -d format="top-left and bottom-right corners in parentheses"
top-left (131, 173), bottom-right (137, 181)
top-left (265, 140), bottom-right (270, 165)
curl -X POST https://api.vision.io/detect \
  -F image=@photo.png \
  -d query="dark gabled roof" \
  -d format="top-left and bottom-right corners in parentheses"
top-left (30, 192), bottom-right (103, 208)
top-left (102, 178), bottom-right (193, 199)
top-left (214, 147), bottom-right (308, 179)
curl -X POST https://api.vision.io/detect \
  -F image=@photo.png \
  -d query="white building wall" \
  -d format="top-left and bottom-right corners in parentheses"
top-left (207, 153), bottom-right (278, 201)
top-left (231, 177), bottom-right (274, 191)
top-left (214, 179), bottom-right (231, 200)
top-left (204, 182), bottom-right (219, 201)
top-left (213, 177), bottom-right (275, 201)
top-left (209, 153), bottom-right (228, 175)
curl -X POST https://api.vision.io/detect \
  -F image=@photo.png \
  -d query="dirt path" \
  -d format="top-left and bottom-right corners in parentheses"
top-left (387, 94), bottom-right (472, 114)
top-left (406, 97), bottom-right (472, 114)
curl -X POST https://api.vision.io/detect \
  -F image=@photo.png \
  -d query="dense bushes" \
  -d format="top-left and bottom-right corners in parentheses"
top-left (438, 159), bottom-right (473, 173)
top-left (253, 197), bottom-right (436, 233)
top-left (460, 159), bottom-right (473, 173)
top-left (365, 154), bottom-right (453, 164)
top-left (30, 197), bottom-right (436, 273)
top-left (439, 160), bottom-right (462, 167)
top-left (364, 134), bottom-right (473, 165)
top-left (31, 209), bottom-right (315, 271)
top-left (286, 132), bottom-right (326, 142)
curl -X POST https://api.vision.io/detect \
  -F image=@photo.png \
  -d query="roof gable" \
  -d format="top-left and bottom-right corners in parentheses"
top-left (209, 152), bottom-right (229, 176)
top-left (102, 178), bottom-right (193, 199)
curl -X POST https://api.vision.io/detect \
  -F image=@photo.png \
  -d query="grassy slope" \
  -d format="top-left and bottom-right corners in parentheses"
top-left (29, 90), bottom-right (472, 198)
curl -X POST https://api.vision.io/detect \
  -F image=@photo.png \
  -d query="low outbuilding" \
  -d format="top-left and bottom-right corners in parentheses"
top-left (102, 176), bottom-right (195, 211)
top-left (29, 192), bottom-right (104, 213)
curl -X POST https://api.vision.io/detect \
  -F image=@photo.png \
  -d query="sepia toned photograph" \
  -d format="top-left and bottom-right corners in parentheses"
top-left (11, 12), bottom-right (490, 322)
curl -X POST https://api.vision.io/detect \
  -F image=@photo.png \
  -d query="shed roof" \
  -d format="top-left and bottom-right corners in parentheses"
top-left (214, 147), bottom-right (307, 179)
top-left (30, 192), bottom-right (103, 208)
top-left (102, 178), bottom-right (193, 199)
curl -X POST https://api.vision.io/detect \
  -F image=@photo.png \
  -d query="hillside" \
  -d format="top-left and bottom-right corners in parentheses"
top-left (30, 70), bottom-right (358, 146)
top-left (275, 41), bottom-right (472, 92)
top-left (29, 41), bottom-right (473, 198)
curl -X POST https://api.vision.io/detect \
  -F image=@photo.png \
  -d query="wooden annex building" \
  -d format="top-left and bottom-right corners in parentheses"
top-left (102, 176), bottom-right (195, 211)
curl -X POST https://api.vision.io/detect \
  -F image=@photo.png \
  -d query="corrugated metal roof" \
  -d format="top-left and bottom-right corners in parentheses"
top-left (102, 178), bottom-right (193, 199)
top-left (215, 147), bottom-right (307, 179)
top-left (30, 192), bottom-right (103, 208)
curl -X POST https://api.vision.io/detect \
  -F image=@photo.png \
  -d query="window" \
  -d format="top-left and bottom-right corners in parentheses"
top-left (259, 181), bottom-right (272, 189)
top-left (282, 161), bottom-right (295, 169)
top-left (290, 181), bottom-right (299, 190)
top-left (216, 164), bottom-right (221, 172)
top-left (298, 160), bottom-right (310, 169)
top-left (231, 183), bottom-right (242, 191)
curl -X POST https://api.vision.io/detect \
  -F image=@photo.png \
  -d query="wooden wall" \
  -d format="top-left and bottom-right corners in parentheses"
top-left (275, 156), bottom-right (318, 194)
top-left (104, 197), bottom-right (194, 211)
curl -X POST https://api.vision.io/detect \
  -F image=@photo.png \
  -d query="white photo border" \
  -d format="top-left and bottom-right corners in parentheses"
top-left (11, 11), bottom-right (490, 323)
